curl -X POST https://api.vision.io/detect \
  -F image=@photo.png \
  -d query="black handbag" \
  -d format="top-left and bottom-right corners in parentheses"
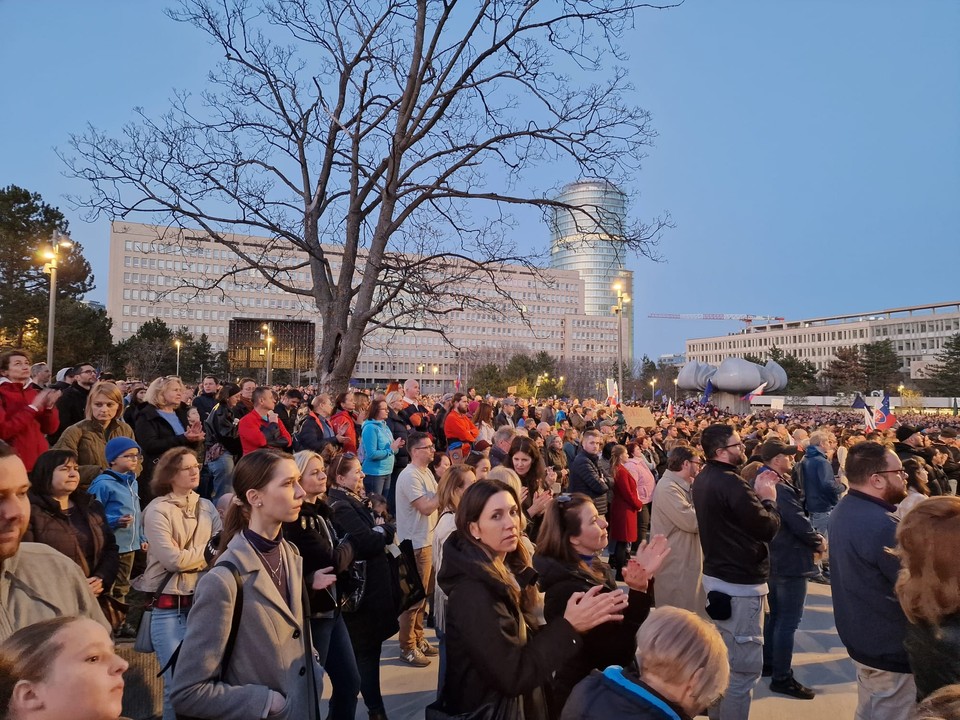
top-left (394, 539), bottom-right (427, 614)
top-left (424, 696), bottom-right (520, 720)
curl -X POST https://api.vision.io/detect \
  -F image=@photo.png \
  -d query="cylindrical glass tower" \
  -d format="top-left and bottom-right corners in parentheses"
top-left (549, 180), bottom-right (634, 360)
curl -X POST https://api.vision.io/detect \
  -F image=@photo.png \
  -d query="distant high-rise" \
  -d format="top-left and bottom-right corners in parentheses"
top-left (549, 180), bottom-right (633, 360)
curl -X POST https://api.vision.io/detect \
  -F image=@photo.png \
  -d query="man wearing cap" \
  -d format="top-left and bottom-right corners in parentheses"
top-left (693, 424), bottom-right (780, 720)
top-left (934, 427), bottom-right (960, 494)
top-left (493, 397), bottom-right (516, 430)
top-left (759, 439), bottom-right (825, 700)
top-left (0, 441), bottom-right (109, 640)
top-left (893, 425), bottom-right (928, 467)
top-left (798, 430), bottom-right (842, 583)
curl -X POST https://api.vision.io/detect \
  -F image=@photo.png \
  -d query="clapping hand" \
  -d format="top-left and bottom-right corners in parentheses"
top-left (563, 584), bottom-right (630, 632)
top-left (623, 534), bottom-right (671, 592)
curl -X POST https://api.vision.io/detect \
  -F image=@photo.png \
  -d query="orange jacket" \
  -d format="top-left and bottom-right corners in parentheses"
top-left (444, 410), bottom-right (479, 445)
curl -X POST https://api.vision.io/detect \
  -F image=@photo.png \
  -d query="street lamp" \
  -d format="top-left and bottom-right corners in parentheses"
top-left (432, 365), bottom-right (439, 393)
top-left (611, 283), bottom-right (630, 404)
top-left (41, 230), bottom-right (73, 371)
top-left (175, 340), bottom-right (182, 377)
top-left (262, 323), bottom-right (274, 386)
top-left (673, 378), bottom-right (679, 401)
top-left (650, 378), bottom-right (657, 404)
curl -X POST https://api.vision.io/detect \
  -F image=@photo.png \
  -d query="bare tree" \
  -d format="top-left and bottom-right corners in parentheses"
top-left (65, 0), bottom-right (672, 390)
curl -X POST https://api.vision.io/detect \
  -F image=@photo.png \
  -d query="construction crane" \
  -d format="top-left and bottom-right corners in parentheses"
top-left (648, 313), bottom-right (786, 327)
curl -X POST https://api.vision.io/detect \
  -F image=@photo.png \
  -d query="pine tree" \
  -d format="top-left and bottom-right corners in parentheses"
top-left (923, 333), bottom-right (960, 397)
top-left (822, 346), bottom-right (866, 394)
top-left (861, 340), bottom-right (902, 393)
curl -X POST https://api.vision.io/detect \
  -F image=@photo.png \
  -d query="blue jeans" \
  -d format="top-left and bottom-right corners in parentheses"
top-left (363, 473), bottom-right (390, 497)
top-left (151, 607), bottom-right (190, 720)
top-left (763, 576), bottom-right (808, 682)
top-left (207, 452), bottom-right (236, 503)
top-left (312, 615), bottom-right (360, 720)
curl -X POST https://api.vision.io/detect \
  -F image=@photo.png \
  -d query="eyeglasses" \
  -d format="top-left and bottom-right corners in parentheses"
top-left (79, 369), bottom-right (98, 375)
top-left (722, 442), bottom-right (744, 450)
top-left (413, 444), bottom-right (435, 451)
top-left (876, 469), bottom-right (907, 477)
top-left (118, 452), bottom-right (142, 460)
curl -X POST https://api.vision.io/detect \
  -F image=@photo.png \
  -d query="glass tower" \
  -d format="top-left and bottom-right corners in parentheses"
top-left (549, 180), bottom-right (634, 360)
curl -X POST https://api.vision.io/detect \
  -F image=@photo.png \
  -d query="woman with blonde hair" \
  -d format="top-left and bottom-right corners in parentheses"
top-left (561, 606), bottom-right (729, 719)
top-left (53, 381), bottom-right (135, 486)
top-left (135, 446), bottom-right (221, 720)
top-left (171, 448), bottom-right (329, 720)
top-left (135, 376), bottom-right (204, 505)
top-left (436, 479), bottom-right (631, 720)
top-left (895, 496), bottom-right (960, 700)
top-left (0, 616), bottom-right (129, 720)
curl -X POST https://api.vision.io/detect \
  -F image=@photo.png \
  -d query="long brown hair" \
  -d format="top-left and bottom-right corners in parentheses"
top-left (609, 444), bottom-right (628, 475)
top-left (150, 447), bottom-right (196, 497)
top-left (472, 402), bottom-right (493, 426)
top-left (506, 436), bottom-right (546, 493)
top-left (455, 479), bottom-right (537, 621)
top-left (219, 448), bottom-right (291, 554)
top-left (894, 496), bottom-right (960, 625)
top-left (436, 465), bottom-right (476, 514)
top-left (535, 493), bottom-right (606, 583)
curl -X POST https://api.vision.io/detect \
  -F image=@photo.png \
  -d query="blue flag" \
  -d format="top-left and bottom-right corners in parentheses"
top-left (654, 389), bottom-right (662, 398)
top-left (702, 379), bottom-right (714, 405)
top-left (851, 395), bottom-right (868, 410)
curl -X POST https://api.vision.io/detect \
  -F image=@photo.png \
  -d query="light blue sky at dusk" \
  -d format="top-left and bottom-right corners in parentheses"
top-left (2, 1), bottom-right (958, 360)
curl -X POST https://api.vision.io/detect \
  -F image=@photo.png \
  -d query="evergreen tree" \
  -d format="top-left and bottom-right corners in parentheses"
top-left (821, 346), bottom-right (866, 394)
top-left (861, 340), bottom-right (903, 393)
top-left (923, 333), bottom-right (960, 397)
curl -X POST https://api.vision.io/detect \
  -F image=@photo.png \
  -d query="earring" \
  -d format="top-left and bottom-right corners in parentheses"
top-left (257, 502), bottom-right (263, 507)
top-left (474, 536), bottom-right (480, 540)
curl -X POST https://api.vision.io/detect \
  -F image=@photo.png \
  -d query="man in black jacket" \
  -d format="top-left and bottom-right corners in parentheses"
top-left (49, 362), bottom-right (97, 443)
top-left (758, 440), bottom-right (824, 700)
top-left (191, 375), bottom-right (220, 424)
top-left (692, 424), bottom-right (779, 720)
top-left (568, 429), bottom-right (610, 516)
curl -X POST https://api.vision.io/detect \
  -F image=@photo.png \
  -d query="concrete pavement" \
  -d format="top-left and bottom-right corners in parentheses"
top-left (335, 582), bottom-right (859, 719)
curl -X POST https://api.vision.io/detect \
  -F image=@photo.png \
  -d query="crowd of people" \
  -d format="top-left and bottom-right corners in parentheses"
top-left (3, 345), bottom-right (960, 720)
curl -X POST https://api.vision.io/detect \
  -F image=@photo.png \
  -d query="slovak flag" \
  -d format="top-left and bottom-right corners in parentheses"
top-left (742, 382), bottom-right (767, 403)
top-left (852, 395), bottom-right (876, 430)
top-left (454, 368), bottom-right (461, 391)
top-left (667, 399), bottom-right (675, 418)
top-left (874, 392), bottom-right (897, 430)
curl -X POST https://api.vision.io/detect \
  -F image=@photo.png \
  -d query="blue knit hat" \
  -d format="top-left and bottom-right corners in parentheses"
top-left (105, 437), bottom-right (141, 464)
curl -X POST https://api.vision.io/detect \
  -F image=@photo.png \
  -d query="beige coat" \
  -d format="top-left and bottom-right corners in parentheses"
top-left (170, 533), bottom-right (322, 720)
top-left (134, 492), bottom-right (221, 596)
top-left (650, 469), bottom-right (706, 616)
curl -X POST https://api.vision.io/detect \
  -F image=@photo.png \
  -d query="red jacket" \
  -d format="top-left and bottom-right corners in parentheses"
top-left (329, 410), bottom-right (358, 453)
top-left (609, 464), bottom-right (644, 543)
top-left (444, 411), bottom-right (479, 445)
top-left (238, 410), bottom-right (292, 455)
top-left (0, 380), bottom-right (59, 472)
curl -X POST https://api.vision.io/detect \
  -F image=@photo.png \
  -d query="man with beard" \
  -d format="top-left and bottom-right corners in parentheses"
top-left (49, 362), bottom-right (97, 443)
top-left (692, 424), bottom-right (780, 720)
top-left (830, 441), bottom-right (915, 719)
top-left (0, 441), bottom-right (108, 638)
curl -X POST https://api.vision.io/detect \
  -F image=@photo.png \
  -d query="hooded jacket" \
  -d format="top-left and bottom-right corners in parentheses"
top-left (0, 378), bottom-right (59, 471)
top-left (560, 667), bottom-right (692, 720)
top-left (88, 469), bottom-right (146, 554)
top-left (799, 445), bottom-right (844, 514)
top-left (359, 419), bottom-right (396, 476)
top-left (437, 531), bottom-right (582, 720)
top-left (533, 554), bottom-right (652, 717)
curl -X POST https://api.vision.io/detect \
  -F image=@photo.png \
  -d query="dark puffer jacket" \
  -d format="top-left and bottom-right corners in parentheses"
top-left (24, 492), bottom-right (119, 589)
top-left (560, 667), bottom-right (692, 720)
top-left (568, 450), bottom-right (609, 515)
top-left (437, 531), bottom-right (583, 720)
top-left (533, 554), bottom-right (652, 717)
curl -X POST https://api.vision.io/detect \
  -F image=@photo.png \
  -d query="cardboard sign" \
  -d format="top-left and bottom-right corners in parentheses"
top-left (622, 406), bottom-right (656, 428)
top-left (507, 386), bottom-right (518, 395)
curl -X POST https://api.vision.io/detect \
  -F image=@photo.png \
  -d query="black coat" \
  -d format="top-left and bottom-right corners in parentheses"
top-left (203, 401), bottom-right (242, 458)
top-left (134, 404), bottom-right (202, 504)
top-left (50, 384), bottom-right (90, 444)
top-left (24, 492), bottom-right (120, 590)
top-left (533, 554), bottom-right (652, 717)
top-left (191, 392), bottom-right (218, 425)
top-left (282, 498), bottom-right (355, 616)
top-left (385, 410), bottom-right (412, 477)
top-left (295, 413), bottom-right (340, 454)
top-left (560, 668), bottom-right (693, 720)
top-left (768, 470), bottom-right (822, 578)
top-left (326, 486), bottom-right (399, 644)
top-left (437, 531), bottom-right (583, 720)
top-left (905, 613), bottom-right (960, 701)
top-left (568, 451), bottom-right (609, 515)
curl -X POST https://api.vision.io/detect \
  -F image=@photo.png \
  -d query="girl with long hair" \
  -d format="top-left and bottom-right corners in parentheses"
top-left (473, 402), bottom-right (495, 445)
top-left (436, 479), bottom-right (631, 720)
top-left (505, 436), bottom-right (555, 543)
top-left (533, 492), bottom-right (668, 716)
top-left (171, 448), bottom-right (331, 720)
top-left (608, 444), bottom-right (645, 580)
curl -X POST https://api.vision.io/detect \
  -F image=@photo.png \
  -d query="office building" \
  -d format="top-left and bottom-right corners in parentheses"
top-left (685, 302), bottom-right (960, 380)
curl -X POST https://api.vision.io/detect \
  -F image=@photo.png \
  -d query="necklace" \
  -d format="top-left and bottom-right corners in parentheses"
top-left (250, 542), bottom-right (284, 583)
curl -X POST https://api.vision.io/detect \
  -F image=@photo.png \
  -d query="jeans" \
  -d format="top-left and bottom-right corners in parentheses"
top-left (151, 607), bottom-right (190, 720)
top-left (363, 473), bottom-right (391, 498)
top-left (852, 661), bottom-right (917, 720)
top-left (762, 576), bottom-right (807, 682)
top-left (207, 452), bottom-right (236, 503)
top-left (708, 594), bottom-right (764, 720)
top-left (351, 634), bottom-right (385, 713)
top-left (399, 546), bottom-right (433, 652)
top-left (312, 615), bottom-right (360, 720)
top-left (809, 511), bottom-right (831, 575)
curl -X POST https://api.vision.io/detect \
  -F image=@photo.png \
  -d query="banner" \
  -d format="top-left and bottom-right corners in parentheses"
top-left (770, 397), bottom-right (785, 410)
top-left (622, 406), bottom-right (656, 428)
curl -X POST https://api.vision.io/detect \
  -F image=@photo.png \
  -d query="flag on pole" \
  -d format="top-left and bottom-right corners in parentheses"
top-left (606, 378), bottom-right (619, 406)
top-left (702, 379), bottom-right (714, 405)
top-left (852, 395), bottom-right (877, 430)
top-left (742, 381), bottom-right (767, 403)
top-left (874, 392), bottom-right (897, 430)
top-left (667, 399), bottom-right (675, 418)
top-left (953, 398), bottom-right (958, 417)
top-left (454, 368), bottom-right (461, 392)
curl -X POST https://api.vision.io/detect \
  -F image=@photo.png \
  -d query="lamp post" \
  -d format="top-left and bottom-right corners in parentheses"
top-left (418, 364), bottom-right (425, 389)
top-left (262, 323), bottom-right (274, 386)
top-left (175, 340), bottom-right (182, 377)
top-left (650, 378), bottom-right (657, 404)
top-left (41, 230), bottom-right (73, 371)
top-left (673, 378), bottom-right (679, 401)
top-left (611, 283), bottom-right (630, 404)
top-left (432, 365), bottom-right (439, 393)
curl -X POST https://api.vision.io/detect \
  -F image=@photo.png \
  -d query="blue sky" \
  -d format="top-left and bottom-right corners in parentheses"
top-left (3, 1), bottom-right (959, 360)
